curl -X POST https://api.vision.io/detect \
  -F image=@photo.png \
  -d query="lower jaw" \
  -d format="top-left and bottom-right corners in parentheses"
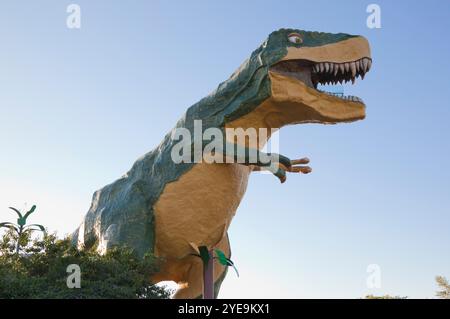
top-left (269, 71), bottom-right (366, 124)
top-left (269, 66), bottom-right (366, 106)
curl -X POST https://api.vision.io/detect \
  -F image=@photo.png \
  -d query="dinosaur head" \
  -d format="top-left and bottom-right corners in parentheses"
top-left (260, 29), bottom-right (371, 126)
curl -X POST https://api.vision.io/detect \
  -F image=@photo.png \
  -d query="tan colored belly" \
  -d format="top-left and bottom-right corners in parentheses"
top-left (154, 163), bottom-right (251, 258)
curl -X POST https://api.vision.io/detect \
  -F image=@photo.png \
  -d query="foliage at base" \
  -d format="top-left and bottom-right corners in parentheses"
top-left (0, 230), bottom-right (172, 299)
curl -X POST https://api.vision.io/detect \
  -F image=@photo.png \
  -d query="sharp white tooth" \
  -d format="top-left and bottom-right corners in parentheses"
top-left (325, 63), bottom-right (330, 72)
top-left (355, 61), bottom-right (360, 72)
top-left (319, 63), bottom-right (324, 73)
top-left (362, 59), bottom-right (369, 72)
top-left (361, 73), bottom-right (365, 80)
top-left (345, 63), bottom-right (350, 72)
top-left (359, 59), bottom-right (365, 71)
top-left (339, 64), bottom-right (345, 74)
top-left (334, 64), bottom-right (339, 76)
top-left (350, 62), bottom-right (357, 77)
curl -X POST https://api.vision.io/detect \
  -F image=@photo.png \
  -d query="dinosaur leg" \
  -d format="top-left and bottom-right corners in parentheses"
top-left (173, 234), bottom-right (231, 299)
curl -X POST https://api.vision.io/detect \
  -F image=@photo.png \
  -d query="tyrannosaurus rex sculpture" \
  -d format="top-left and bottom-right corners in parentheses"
top-left (71, 28), bottom-right (372, 298)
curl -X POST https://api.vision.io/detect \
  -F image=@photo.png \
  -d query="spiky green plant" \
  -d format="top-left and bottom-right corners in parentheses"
top-left (214, 249), bottom-right (239, 277)
top-left (0, 205), bottom-right (45, 253)
top-left (189, 244), bottom-right (239, 299)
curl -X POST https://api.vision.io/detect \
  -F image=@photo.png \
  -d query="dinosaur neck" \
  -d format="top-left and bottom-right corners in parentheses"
top-left (224, 97), bottom-right (286, 149)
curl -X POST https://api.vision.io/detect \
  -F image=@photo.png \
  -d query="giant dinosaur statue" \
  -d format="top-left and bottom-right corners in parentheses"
top-left (71, 28), bottom-right (372, 298)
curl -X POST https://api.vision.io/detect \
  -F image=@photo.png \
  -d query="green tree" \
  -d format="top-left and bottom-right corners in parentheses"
top-left (435, 276), bottom-right (450, 299)
top-left (0, 205), bottom-right (45, 253)
top-left (0, 230), bottom-right (172, 299)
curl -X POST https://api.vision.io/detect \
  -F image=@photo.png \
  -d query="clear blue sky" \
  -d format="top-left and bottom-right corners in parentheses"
top-left (1, 0), bottom-right (449, 298)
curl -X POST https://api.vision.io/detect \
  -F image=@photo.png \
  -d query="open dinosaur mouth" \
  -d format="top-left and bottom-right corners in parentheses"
top-left (270, 57), bottom-right (372, 104)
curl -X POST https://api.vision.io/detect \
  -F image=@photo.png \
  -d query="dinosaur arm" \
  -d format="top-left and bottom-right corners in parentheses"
top-left (251, 157), bottom-right (312, 183)
top-left (221, 142), bottom-right (311, 183)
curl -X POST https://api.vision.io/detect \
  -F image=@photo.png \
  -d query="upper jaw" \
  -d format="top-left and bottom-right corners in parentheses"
top-left (268, 35), bottom-right (372, 105)
top-left (311, 58), bottom-right (372, 87)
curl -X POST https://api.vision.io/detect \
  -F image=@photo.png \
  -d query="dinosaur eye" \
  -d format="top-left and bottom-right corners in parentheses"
top-left (288, 33), bottom-right (303, 44)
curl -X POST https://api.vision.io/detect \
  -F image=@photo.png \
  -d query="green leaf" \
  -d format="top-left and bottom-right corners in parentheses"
top-left (214, 249), bottom-right (239, 277)
top-left (24, 224), bottom-right (46, 233)
top-left (23, 205), bottom-right (37, 220)
top-left (0, 222), bottom-right (16, 228)
top-left (8, 207), bottom-right (23, 219)
top-left (229, 262), bottom-right (239, 277)
top-left (214, 249), bottom-right (228, 266)
top-left (0, 222), bottom-right (20, 234)
top-left (17, 217), bottom-right (26, 227)
top-left (224, 258), bottom-right (239, 277)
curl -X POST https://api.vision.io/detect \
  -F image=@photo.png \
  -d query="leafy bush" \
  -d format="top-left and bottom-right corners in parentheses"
top-left (0, 230), bottom-right (172, 299)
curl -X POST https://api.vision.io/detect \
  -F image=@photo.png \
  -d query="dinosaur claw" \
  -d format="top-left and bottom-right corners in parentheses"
top-left (290, 165), bottom-right (312, 174)
top-left (291, 157), bottom-right (310, 165)
top-left (302, 166), bottom-right (312, 174)
top-left (274, 167), bottom-right (287, 183)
